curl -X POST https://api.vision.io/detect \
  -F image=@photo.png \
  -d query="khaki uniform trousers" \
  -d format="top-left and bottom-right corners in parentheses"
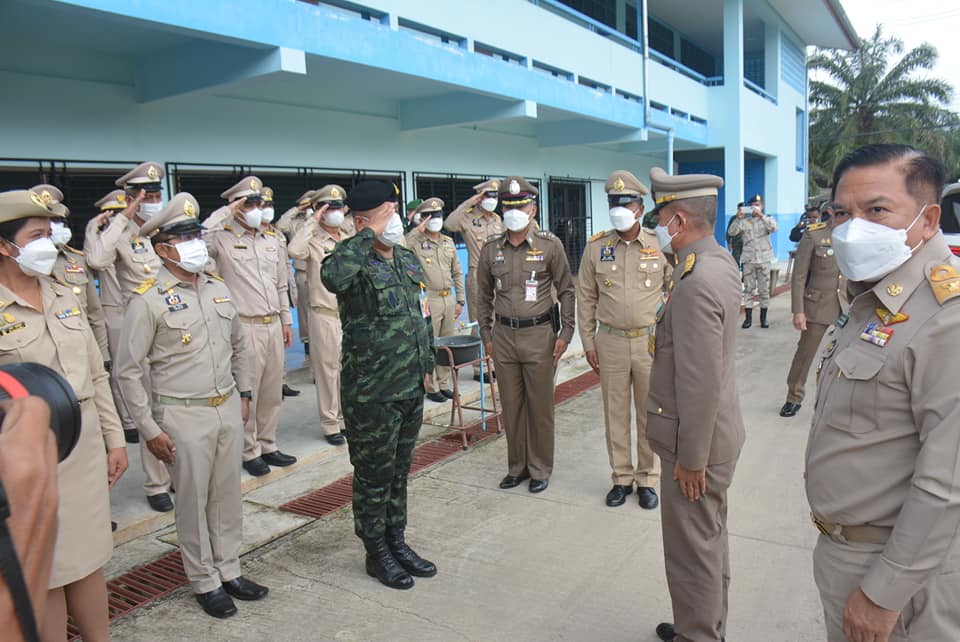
top-left (660, 457), bottom-right (736, 642)
top-left (308, 307), bottom-right (344, 436)
top-left (427, 293), bottom-right (456, 394)
top-left (742, 262), bottom-right (771, 307)
top-left (785, 321), bottom-right (829, 404)
top-left (158, 397), bottom-right (243, 594)
top-left (295, 269), bottom-right (310, 344)
top-left (595, 331), bottom-right (660, 487)
top-left (241, 319), bottom-right (285, 461)
top-left (492, 322), bottom-right (556, 481)
top-left (105, 305), bottom-right (171, 496)
top-left (813, 534), bottom-right (960, 641)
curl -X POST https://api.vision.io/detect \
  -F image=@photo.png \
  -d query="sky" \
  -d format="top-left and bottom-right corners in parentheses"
top-left (837, 0), bottom-right (960, 113)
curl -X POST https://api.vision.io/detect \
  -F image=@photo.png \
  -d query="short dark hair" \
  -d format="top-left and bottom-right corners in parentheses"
top-left (804, 205), bottom-right (820, 214)
top-left (832, 143), bottom-right (946, 205)
top-left (677, 196), bottom-right (717, 228)
top-left (0, 218), bottom-right (31, 244)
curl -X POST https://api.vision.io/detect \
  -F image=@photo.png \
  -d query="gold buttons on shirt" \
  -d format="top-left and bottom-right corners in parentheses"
top-left (657, 407), bottom-right (663, 414)
top-left (611, 265), bottom-right (617, 271)
top-left (144, 265), bottom-right (152, 273)
top-left (72, 286), bottom-right (81, 295)
top-left (644, 279), bottom-right (652, 288)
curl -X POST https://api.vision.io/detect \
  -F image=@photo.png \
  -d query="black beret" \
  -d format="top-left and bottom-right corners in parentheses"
top-left (346, 181), bottom-right (397, 212)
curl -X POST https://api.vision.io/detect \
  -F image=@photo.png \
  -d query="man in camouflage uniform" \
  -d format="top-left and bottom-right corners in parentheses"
top-left (320, 181), bottom-right (437, 591)
top-left (728, 193), bottom-right (777, 328)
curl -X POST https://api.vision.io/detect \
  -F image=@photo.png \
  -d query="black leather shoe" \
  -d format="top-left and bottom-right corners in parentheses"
top-left (147, 493), bottom-right (174, 513)
top-left (528, 479), bottom-right (549, 493)
top-left (425, 392), bottom-right (446, 403)
top-left (637, 487), bottom-right (659, 510)
top-left (363, 537), bottom-right (414, 590)
top-left (282, 383), bottom-right (301, 398)
top-left (605, 484), bottom-right (633, 507)
top-left (124, 429), bottom-right (140, 444)
top-left (262, 451), bottom-right (297, 467)
top-left (499, 473), bottom-right (530, 489)
top-left (243, 457), bottom-right (270, 477)
top-left (780, 402), bottom-right (801, 417)
top-left (440, 389), bottom-right (455, 400)
top-left (655, 622), bottom-right (676, 641)
top-left (195, 587), bottom-right (237, 619)
top-left (325, 432), bottom-right (346, 445)
top-left (386, 527), bottom-right (437, 577)
top-left (223, 576), bottom-right (269, 601)
top-left (741, 308), bottom-right (753, 329)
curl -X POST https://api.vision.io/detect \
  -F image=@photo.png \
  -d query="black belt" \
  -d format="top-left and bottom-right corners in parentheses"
top-left (496, 312), bottom-right (552, 329)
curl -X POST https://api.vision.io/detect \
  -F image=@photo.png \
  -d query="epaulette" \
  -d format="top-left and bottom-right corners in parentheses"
top-left (223, 223), bottom-right (233, 232)
top-left (155, 279), bottom-right (176, 294)
top-left (64, 245), bottom-right (84, 256)
top-left (681, 252), bottom-right (696, 279)
top-left (806, 222), bottom-right (828, 232)
top-left (642, 227), bottom-right (657, 236)
top-left (484, 233), bottom-right (505, 245)
top-left (928, 264), bottom-right (960, 305)
top-left (263, 229), bottom-right (276, 237)
top-left (588, 230), bottom-right (609, 243)
top-left (536, 229), bottom-right (557, 239)
top-left (205, 271), bottom-right (224, 282)
top-left (133, 277), bottom-right (157, 295)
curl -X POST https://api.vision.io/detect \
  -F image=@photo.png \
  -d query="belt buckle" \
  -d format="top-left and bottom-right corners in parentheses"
top-left (812, 514), bottom-right (832, 536)
top-left (625, 328), bottom-right (642, 338)
top-left (208, 394), bottom-right (226, 407)
top-left (262, 315), bottom-right (273, 324)
top-left (509, 317), bottom-right (521, 329)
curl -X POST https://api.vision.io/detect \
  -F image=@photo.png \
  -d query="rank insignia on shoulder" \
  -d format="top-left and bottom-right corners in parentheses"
top-left (133, 277), bottom-right (156, 295)
top-left (589, 231), bottom-right (607, 243)
top-left (213, 296), bottom-right (231, 304)
top-left (681, 252), bottom-right (696, 279)
top-left (807, 222), bottom-right (827, 231)
top-left (860, 321), bottom-right (893, 347)
top-left (2, 312), bottom-right (15, 324)
top-left (600, 246), bottom-right (615, 262)
top-left (928, 264), bottom-right (960, 304)
top-left (0, 321), bottom-right (25, 336)
top-left (876, 307), bottom-right (909, 325)
top-left (263, 229), bottom-right (275, 237)
top-left (55, 307), bottom-right (81, 319)
top-left (205, 271), bottom-right (224, 282)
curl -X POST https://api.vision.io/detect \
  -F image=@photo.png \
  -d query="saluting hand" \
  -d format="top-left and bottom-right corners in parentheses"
top-left (552, 339), bottom-right (569, 367)
top-left (585, 350), bottom-right (600, 374)
top-left (122, 189), bottom-right (146, 220)
top-left (313, 203), bottom-right (328, 224)
top-left (228, 196), bottom-right (248, 216)
top-left (843, 588), bottom-right (898, 642)
top-left (674, 462), bottom-right (706, 501)
top-left (106, 447), bottom-right (128, 488)
top-left (147, 433), bottom-right (176, 465)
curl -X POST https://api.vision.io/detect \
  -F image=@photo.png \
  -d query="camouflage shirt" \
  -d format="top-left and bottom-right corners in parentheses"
top-left (321, 227), bottom-right (435, 403)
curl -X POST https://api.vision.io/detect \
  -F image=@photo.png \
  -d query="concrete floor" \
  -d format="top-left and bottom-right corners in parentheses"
top-left (108, 289), bottom-right (828, 642)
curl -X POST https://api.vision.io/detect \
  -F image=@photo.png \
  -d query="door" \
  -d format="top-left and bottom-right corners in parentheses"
top-left (548, 178), bottom-right (591, 274)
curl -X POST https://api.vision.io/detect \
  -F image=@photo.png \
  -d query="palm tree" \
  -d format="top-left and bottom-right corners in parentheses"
top-left (807, 26), bottom-right (959, 188)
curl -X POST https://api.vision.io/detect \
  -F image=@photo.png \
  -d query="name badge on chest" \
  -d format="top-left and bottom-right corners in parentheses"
top-left (131, 239), bottom-right (147, 254)
top-left (166, 293), bottom-right (188, 312)
top-left (525, 272), bottom-right (538, 302)
top-left (600, 245), bottom-right (615, 262)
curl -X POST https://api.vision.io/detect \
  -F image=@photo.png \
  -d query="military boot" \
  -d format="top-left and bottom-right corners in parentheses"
top-left (760, 307), bottom-right (769, 328)
top-left (363, 537), bottom-right (414, 589)
top-left (386, 527), bottom-right (437, 577)
top-left (741, 308), bottom-right (753, 329)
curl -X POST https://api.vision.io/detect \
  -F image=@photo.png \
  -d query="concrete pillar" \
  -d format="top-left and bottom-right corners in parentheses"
top-left (720, 0), bottom-right (745, 238)
top-left (764, 22), bottom-right (780, 99)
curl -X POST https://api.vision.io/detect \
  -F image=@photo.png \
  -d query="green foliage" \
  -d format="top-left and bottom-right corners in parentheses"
top-left (808, 26), bottom-right (960, 189)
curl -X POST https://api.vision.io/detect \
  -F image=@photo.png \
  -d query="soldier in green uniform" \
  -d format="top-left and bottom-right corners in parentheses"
top-left (320, 181), bottom-right (437, 591)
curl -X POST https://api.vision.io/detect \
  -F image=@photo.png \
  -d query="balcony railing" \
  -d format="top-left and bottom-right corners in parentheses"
top-left (527, 0), bottom-right (642, 53)
top-left (649, 50), bottom-right (723, 87)
top-left (744, 78), bottom-right (777, 104)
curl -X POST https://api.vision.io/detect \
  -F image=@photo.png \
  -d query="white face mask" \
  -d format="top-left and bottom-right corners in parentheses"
top-left (481, 197), bottom-right (499, 212)
top-left (13, 237), bottom-right (58, 277)
top-left (426, 217), bottom-right (444, 233)
top-left (609, 206), bottom-right (638, 232)
top-left (260, 206), bottom-right (275, 224)
top-left (831, 205), bottom-right (927, 282)
top-left (323, 209), bottom-right (345, 228)
top-left (168, 238), bottom-right (209, 273)
top-left (378, 213), bottom-right (405, 247)
top-left (654, 214), bottom-right (677, 255)
top-left (503, 208), bottom-right (531, 232)
top-left (139, 202), bottom-right (163, 221)
top-left (49, 221), bottom-right (73, 247)
top-left (243, 207), bottom-right (263, 229)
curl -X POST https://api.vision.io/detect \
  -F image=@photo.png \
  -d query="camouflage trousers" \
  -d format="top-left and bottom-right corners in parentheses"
top-left (343, 396), bottom-right (423, 540)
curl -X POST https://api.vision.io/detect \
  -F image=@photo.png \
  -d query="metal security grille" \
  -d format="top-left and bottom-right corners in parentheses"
top-left (547, 178), bottom-right (592, 273)
top-left (0, 159), bottom-right (138, 249)
top-left (169, 163), bottom-right (406, 222)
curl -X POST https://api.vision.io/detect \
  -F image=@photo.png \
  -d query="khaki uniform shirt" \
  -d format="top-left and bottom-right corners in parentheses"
top-left (444, 203), bottom-right (505, 270)
top-left (114, 268), bottom-right (250, 441)
top-left (728, 213), bottom-right (777, 264)
top-left (790, 224), bottom-right (842, 326)
top-left (202, 205), bottom-right (231, 232)
top-left (287, 219), bottom-right (351, 312)
top-left (52, 247), bottom-right (109, 361)
top-left (83, 217), bottom-right (122, 310)
top-left (84, 214), bottom-right (162, 305)
top-left (805, 233), bottom-right (960, 612)
top-left (577, 227), bottom-right (670, 352)
top-left (204, 223), bottom-right (292, 324)
top-left (476, 229), bottom-right (576, 344)
top-left (277, 207), bottom-right (310, 271)
top-left (646, 235), bottom-right (745, 469)
top-left (405, 229), bottom-right (465, 303)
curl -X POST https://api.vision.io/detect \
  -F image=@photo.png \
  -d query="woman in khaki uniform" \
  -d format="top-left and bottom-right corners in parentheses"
top-left (0, 190), bottom-right (127, 641)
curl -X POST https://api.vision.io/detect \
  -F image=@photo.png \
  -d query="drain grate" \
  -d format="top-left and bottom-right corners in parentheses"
top-left (78, 370), bottom-right (600, 637)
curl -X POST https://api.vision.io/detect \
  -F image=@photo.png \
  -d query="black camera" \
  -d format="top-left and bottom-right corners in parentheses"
top-left (0, 363), bottom-right (81, 463)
